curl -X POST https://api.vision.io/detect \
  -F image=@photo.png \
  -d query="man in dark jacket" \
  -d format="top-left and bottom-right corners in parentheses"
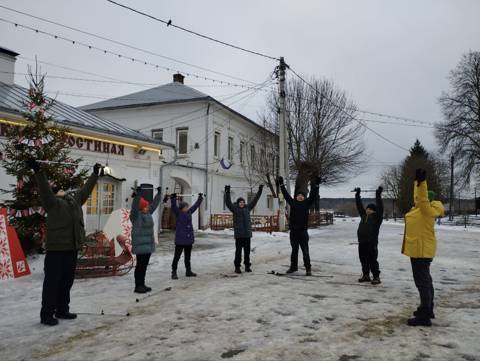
top-left (224, 184), bottom-right (263, 273)
top-left (277, 176), bottom-right (320, 276)
top-left (354, 186), bottom-right (384, 285)
top-left (27, 159), bottom-right (100, 326)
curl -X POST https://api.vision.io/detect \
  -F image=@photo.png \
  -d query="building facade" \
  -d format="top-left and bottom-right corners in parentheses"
top-left (82, 74), bottom-right (278, 229)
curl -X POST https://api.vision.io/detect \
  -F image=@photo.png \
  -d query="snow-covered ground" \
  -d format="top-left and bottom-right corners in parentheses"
top-left (1, 221), bottom-right (480, 361)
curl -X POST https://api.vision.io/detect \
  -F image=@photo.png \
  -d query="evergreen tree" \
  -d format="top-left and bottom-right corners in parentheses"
top-left (0, 69), bottom-right (87, 252)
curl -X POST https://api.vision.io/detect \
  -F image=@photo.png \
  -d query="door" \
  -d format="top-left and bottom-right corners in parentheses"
top-left (85, 179), bottom-right (120, 233)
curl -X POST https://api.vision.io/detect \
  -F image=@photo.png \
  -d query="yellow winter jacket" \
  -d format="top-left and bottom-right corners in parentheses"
top-left (402, 181), bottom-right (445, 258)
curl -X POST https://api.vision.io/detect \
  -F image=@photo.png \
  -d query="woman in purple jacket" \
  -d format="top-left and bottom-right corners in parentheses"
top-left (170, 193), bottom-right (203, 279)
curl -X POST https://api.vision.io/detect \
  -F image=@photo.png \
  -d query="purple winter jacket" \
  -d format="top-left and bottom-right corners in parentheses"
top-left (171, 195), bottom-right (203, 246)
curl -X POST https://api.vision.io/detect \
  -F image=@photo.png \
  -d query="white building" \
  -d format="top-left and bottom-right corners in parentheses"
top-left (82, 73), bottom-right (278, 229)
top-left (0, 47), bottom-right (174, 235)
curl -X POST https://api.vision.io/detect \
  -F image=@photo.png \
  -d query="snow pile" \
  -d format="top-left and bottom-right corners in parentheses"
top-left (1, 222), bottom-right (479, 360)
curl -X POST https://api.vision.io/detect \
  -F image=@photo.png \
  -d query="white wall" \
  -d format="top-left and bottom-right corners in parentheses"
top-left (0, 53), bottom-right (16, 84)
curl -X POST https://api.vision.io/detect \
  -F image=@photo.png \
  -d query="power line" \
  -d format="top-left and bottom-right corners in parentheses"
top-left (0, 18), bottom-right (271, 92)
top-left (0, 4), bottom-right (262, 85)
top-left (106, 0), bottom-right (279, 61)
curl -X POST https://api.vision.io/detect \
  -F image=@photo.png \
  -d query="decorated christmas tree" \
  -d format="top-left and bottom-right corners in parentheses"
top-left (0, 67), bottom-right (88, 252)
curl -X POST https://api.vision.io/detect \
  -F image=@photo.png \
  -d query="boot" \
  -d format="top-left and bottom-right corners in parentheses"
top-left (186, 270), bottom-right (197, 277)
top-left (407, 308), bottom-right (432, 327)
top-left (171, 271), bottom-right (178, 280)
top-left (235, 266), bottom-right (242, 274)
top-left (55, 311), bottom-right (77, 320)
top-left (134, 285), bottom-right (149, 293)
top-left (414, 306), bottom-right (435, 319)
top-left (371, 276), bottom-right (381, 285)
top-left (245, 266), bottom-right (252, 273)
top-left (286, 267), bottom-right (298, 274)
top-left (358, 274), bottom-right (371, 282)
top-left (306, 267), bottom-right (312, 276)
top-left (144, 286), bottom-right (152, 293)
top-left (41, 315), bottom-right (59, 326)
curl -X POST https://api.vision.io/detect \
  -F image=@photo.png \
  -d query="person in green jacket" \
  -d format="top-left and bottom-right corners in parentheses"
top-left (27, 159), bottom-right (100, 326)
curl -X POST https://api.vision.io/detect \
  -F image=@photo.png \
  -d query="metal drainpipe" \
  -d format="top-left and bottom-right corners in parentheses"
top-left (158, 146), bottom-right (178, 234)
top-left (204, 102), bottom-right (210, 227)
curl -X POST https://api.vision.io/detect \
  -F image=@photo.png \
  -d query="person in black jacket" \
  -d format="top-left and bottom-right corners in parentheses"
top-left (354, 186), bottom-right (384, 285)
top-left (277, 176), bottom-right (320, 276)
top-left (224, 184), bottom-right (263, 273)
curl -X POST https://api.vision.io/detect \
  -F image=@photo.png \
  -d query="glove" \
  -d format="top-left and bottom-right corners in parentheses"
top-left (354, 187), bottom-right (361, 195)
top-left (259, 184), bottom-right (264, 191)
top-left (198, 193), bottom-right (204, 197)
top-left (171, 193), bottom-right (177, 199)
top-left (415, 169), bottom-right (426, 184)
top-left (225, 185), bottom-right (231, 192)
top-left (26, 158), bottom-right (40, 173)
top-left (93, 163), bottom-right (102, 175)
top-left (163, 194), bottom-right (169, 203)
top-left (156, 186), bottom-right (162, 193)
top-left (277, 176), bottom-right (284, 185)
top-left (376, 186), bottom-right (383, 195)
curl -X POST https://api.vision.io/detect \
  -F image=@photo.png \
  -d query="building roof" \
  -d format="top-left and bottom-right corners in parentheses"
top-left (80, 82), bottom-right (209, 111)
top-left (0, 47), bottom-right (19, 58)
top-left (0, 81), bottom-right (174, 148)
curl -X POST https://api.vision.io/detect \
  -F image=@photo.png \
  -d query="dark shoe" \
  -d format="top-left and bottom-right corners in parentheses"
top-left (235, 267), bottom-right (242, 274)
top-left (171, 271), bottom-right (178, 280)
top-left (186, 270), bottom-right (197, 277)
top-left (286, 267), bottom-right (298, 274)
top-left (134, 285), bottom-right (148, 293)
top-left (306, 268), bottom-right (312, 276)
top-left (358, 275), bottom-right (371, 282)
top-left (55, 312), bottom-right (77, 320)
top-left (407, 317), bottom-right (432, 327)
top-left (414, 307), bottom-right (435, 319)
top-left (245, 266), bottom-right (252, 273)
top-left (144, 286), bottom-right (152, 293)
top-left (371, 276), bottom-right (381, 285)
top-left (41, 316), bottom-right (59, 326)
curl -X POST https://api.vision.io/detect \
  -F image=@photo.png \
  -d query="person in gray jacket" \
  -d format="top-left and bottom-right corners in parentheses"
top-left (130, 186), bottom-right (162, 294)
top-left (224, 184), bottom-right (263, 273)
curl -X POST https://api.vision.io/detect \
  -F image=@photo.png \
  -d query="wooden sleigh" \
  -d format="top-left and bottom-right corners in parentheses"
top-left (76, 208), bottom-right (135, 279)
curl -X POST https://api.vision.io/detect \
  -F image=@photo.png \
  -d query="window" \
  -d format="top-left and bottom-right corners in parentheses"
top-left (250, 144), bottom-right (256, 168)
top-left (177, 128), bottom-right (188, 155)
top-left (86, 185), bottom-right (98, 215)
top-left (267, 195), bottom-right (274, 210)
top-left (151, 129), bottom-right (163, 142)
top-left (214, 131), bottom-right (221, 158)
top-left (102, 183), bottom-right (115, 214)
top-left (240, 141), bottom-right (245, 164)
top-left (228, 136), bottom-right (234, 161)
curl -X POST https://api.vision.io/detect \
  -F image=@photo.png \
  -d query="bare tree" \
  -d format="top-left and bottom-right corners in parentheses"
top-left (263, 76), bottom-right (366, 197)
top-left (436, 50), bottom-right (480, 185)
top-left (381, 165), bottom-right (401, 201)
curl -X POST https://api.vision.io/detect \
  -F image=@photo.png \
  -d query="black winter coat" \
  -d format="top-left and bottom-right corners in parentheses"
top-left (355, 193), bottom-right (384, 244)
top-left (225, 188), bottom-right (262, 239)
top-left (280, 184), bottom-right (319, 231)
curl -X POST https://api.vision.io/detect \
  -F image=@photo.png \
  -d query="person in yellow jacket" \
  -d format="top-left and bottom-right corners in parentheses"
top-left (402, 168), bottom-right (445, 327)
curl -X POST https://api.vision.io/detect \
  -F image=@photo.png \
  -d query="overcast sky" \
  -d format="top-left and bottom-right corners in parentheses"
top-left (1, 0), bottom-right (479, 198)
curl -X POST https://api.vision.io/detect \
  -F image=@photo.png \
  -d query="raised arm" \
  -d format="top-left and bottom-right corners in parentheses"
top-left (130, 191), bottom-right (141, 222)
top-left (354, 188), bottom-right (366, 217)
top-left (306, 181), bottom-right (320, 208)
top-left (417, 181), bottom-right (445, 218)
top-left (149, 187), bottom-right (162, 214)
top-left (77, 173), bottom-right (99, 205)
top-left (224, 186), bottom-right (235, 212)
top-left (189, 194), bottom-right (204, 214)
top-left (248, 185), bottom-right (263, 211)
top-left (170, 194), bottom-right (180, 217)
top-left (34, 170), bottom-right (58, 211)
top-left (376, 186), bottom-right (384, 224)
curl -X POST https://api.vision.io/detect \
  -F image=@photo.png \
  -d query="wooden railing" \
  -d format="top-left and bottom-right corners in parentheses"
top-left (210, 211), bottom-right (333, 232)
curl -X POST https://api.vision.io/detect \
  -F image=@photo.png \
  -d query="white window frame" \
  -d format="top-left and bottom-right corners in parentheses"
top-left (177, 128), bottom-right (188, 155)
top-left (214, 131), bottom-right (221, 158)
top-left (151, 129), bottom-right (163, 142)
top-left (228, 136), bottom-right (234, 161)
top-left (240, 141), bottom-right (245, 164)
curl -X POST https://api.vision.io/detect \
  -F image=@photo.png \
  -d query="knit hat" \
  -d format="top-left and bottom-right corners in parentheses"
top-left (139, 197), bottom-right (149, 210)
top-left (179, 201), bottom-right (189, 210)
top-left (236, 197), bottom-right (246, 204)
top-left (366, 203), bottom-right (377, 212)
top-left (295, 191), bottom-right (306, 198)
top-left (428, 191), bottom-right (436, 202)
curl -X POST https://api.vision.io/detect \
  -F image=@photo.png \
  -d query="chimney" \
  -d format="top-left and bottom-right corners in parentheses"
top-left (173, 73), bottom-right (184, 84)
top-left (0, 47), bottom-right (19, 85)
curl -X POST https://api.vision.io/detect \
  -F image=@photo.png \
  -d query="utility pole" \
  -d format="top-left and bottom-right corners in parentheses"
top-left (278, 57), bottom-right (288, 231)
top-left (475, 186), bottom-right (477, 217)
top-left (449, 155), bottom-right (454, 221)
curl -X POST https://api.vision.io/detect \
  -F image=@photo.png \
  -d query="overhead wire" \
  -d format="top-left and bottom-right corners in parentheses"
top-left (0, 4), bottom-right (262, 85)
top-left (106, 0), bottom-right (279, 61)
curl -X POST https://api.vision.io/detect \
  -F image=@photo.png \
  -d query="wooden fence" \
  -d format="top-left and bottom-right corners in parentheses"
top-left (210, 211), bottom-right (333, 233)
